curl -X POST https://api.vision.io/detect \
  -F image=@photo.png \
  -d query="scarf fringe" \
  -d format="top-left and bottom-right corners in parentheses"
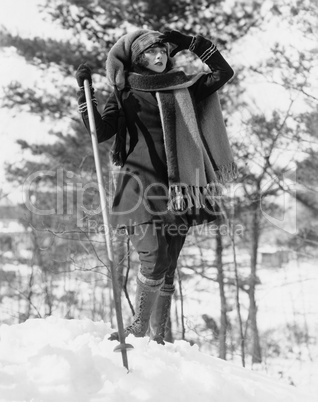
top-left (167, 161), bottom-right (238, 212)
top-left (167, 183), bottom-right (224, 212)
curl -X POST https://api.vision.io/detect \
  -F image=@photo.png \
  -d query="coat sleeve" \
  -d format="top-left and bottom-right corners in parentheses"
top-left (189, 35), bottom-right (234, 103)
top-left (77, 90), bottom-right (119, 143)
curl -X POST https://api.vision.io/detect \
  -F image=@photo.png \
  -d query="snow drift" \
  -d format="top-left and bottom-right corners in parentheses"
top-left (0, 317), bottom-right (315, 402)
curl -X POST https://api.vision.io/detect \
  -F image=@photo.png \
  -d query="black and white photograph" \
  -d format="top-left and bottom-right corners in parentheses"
top-left (0, 0), bottom-right (317, 400)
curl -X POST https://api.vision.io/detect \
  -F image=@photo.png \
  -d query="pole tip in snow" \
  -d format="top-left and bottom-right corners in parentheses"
top-left (113, 343), bottom-right (134, 353)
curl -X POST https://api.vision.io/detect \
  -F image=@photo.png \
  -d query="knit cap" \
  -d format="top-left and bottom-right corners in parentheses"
top-left (106, 29), bottom-right (168, 90)
top-left (131, 31), bottom-right (163, 62)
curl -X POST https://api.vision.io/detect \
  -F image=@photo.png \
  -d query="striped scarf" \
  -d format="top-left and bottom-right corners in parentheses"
top-left (127, 70), bottom-right (237, 211)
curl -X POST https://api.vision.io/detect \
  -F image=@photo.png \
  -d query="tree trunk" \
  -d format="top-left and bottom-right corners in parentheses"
top-left (165, 315), bottom-right (173, 343)
top-left (177, 267), bottom-right (186, 340)
top-left (123, 238), bottom-right (135, 316)
top-left (25, 265), bottom-right (35, 320)
top-left (249, 206), bottom-right (262, 364)
top-left (216, 230), bottom-right (227, 360)
top-left (114, 233), bottom-right (127, 290)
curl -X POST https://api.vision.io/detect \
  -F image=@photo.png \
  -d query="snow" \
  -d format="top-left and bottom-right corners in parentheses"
top-left (0, 317), bottom-right (315, 402)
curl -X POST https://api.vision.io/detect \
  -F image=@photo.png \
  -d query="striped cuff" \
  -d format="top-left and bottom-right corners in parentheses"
top-left (188, 36), bottom-right (196, 52)
top-left (190, 36), bottom-right (218, 63)
top-left (199, 43), bottom-right (217, 63)
top-left (137, 271), bottom-right (165, 290)
top-left (77, 96), bottom-right (98, 114)
top-left (159, 283), bottom-right (175, 296)
top-left (79, 84), bottom-right (92, 91)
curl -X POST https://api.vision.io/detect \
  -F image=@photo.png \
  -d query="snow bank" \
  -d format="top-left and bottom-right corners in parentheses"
top-left (0, 317), bottom-right (315, 402)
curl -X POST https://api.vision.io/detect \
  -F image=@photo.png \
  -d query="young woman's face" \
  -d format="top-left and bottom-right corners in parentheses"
top-left (142, 46), bottom-right (168, 73)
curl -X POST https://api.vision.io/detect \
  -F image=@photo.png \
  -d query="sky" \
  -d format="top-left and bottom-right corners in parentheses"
top-left (0, 0), bottom-right (69, 38)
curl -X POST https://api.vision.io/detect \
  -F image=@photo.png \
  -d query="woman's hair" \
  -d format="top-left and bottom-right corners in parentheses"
top-left (131, 43), bottom-right (174, 74)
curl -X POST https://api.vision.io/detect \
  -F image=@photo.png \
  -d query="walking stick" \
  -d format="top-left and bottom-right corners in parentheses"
top-left (83, 79), bottom-right (133, 371)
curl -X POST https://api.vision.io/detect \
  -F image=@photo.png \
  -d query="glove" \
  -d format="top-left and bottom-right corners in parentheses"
top-left (75, 63), bottom-right (92, 87)
top-left (159, 30), bottom-right (194, 57)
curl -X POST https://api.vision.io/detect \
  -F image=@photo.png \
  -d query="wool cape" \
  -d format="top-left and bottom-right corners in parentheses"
top-left (105, 30), bottom-right (237, 213)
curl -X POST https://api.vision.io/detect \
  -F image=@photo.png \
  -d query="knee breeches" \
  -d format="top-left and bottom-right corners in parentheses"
top-left (128, 223), bottom-right (188, 284)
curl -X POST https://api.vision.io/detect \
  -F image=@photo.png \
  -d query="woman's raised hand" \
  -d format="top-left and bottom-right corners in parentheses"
top-left (159, 30), bottom-right (194, 57)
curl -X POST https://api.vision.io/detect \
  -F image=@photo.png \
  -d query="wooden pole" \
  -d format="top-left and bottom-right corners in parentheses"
top-left (84, 79), bottom-right (133, 371)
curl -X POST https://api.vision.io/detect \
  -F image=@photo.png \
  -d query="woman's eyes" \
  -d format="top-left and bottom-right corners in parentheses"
top-left (146, 49), bottom-right (167, 55)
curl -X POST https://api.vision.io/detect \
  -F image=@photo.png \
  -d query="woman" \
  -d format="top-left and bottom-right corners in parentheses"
top-left (75, 29), bottom-right (236, 344)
